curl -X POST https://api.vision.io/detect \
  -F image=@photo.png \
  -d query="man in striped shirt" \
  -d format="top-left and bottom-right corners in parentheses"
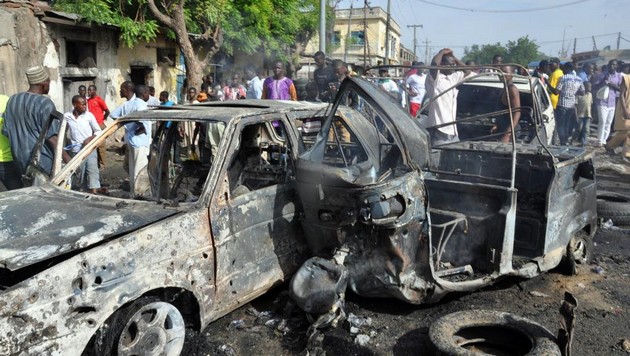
top-left (556, 62), bottom-right (584, 146)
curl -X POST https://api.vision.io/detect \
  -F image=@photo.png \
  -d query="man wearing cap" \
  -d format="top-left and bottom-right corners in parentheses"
top-left (2, 65), bottom-right (68, 187)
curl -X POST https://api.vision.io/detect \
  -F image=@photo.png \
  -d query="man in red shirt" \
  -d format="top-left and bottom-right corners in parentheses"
top-left (87, 85), bottom-right (110, 168)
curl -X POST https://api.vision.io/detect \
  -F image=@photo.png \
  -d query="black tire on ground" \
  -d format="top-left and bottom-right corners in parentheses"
top-left (84, 296), bottom-right (186, 356)
top-left (597, 191), bottom-right (630, 226)
top-left (558, 230), bottom-right (594, 275)
top-left (429, 310), bottom-right (561, 356)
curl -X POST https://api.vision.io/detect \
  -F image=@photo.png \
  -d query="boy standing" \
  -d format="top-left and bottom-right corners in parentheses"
top-left (65, 95), bottom-right (102, 193)
top-left (87, 85), bottom-right (109, 167)
top-left (575, 82), bottom-right (593, 147)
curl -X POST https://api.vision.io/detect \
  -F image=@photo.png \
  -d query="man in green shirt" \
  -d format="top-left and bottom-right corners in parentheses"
top-left (0, 94), bottom-right (23, 190)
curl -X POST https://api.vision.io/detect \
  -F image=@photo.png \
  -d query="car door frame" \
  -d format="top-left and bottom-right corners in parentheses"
top-left (207, 113), bottom-right (309, 313)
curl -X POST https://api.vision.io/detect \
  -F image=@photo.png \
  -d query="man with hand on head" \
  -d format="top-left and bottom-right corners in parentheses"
top-left (425, 48), bottom-right (470, 145)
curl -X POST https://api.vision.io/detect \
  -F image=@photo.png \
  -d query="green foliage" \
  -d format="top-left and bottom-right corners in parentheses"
top-left (54, 0), bottom-right (157, 48)
top-left (54, 0), bottom-right (320, 57)
top-left (463, 36), bottom-right (543, 66)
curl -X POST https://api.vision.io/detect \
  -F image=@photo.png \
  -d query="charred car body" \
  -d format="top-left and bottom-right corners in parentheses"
top-left (0, 100), bottom-right (331, 355)
top-left (290, 70), bottom-right (597, 320)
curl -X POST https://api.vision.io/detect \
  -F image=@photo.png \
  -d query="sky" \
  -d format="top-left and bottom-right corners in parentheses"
top-left (335, 0), bottom-right (630, 62)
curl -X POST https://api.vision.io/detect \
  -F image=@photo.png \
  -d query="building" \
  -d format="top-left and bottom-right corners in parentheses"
top-left (300, 6), bottom-right (402, 78)
top-left (0, 0), bottom-right (182, 114)
top-left (400, 45), bottom-right (417, 65)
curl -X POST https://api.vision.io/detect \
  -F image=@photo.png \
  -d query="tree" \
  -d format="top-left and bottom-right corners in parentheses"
top-left (462, 36), bottom-right (543, 67)
top-left (54, 0), bottom-right (321, 88)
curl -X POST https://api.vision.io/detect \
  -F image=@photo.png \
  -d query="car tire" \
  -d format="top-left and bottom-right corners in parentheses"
top-left (597, 191), bottom-right (630, 227)
top-left (558, 230), bottom-right (594, 275)
top-left (429, 310), bottom-right (561, 356)
top-left (86, 297), bottom-right (186, 356)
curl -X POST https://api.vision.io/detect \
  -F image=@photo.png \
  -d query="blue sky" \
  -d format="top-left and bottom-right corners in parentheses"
top-left (336, 0), bottom-right (629, 61)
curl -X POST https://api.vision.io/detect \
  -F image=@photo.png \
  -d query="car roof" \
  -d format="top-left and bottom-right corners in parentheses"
top-left (120, 100), bottom-right (329, 122)
top-left (460, 73), bottom-right (538, 92)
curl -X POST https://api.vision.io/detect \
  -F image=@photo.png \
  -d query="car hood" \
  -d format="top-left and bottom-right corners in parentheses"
top-left (0, 187), bottom-right (180, 271)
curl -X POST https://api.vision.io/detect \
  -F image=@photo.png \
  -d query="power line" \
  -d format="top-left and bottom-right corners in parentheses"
top-left (415, 0), bottom-right (592, 13)
top-left (535, 32), bottom-right (623, 45)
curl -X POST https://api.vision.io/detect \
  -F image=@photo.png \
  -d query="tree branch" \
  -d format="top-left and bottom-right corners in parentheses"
top-left (146, 0), bottom-right (173, 27)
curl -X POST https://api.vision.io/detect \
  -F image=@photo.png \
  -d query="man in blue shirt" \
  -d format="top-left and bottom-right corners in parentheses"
top-left (159, 91), bottom-right (174, 106)
top-left (110, 81), bottom-right (151, 197)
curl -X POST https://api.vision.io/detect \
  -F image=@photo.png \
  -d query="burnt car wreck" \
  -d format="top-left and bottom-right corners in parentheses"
top-left (290, 70), bottom-right (597, 323)
top-left (0, 67), bottom-right (597, 355)
top-left (0, 101), bottom-right (328, 355)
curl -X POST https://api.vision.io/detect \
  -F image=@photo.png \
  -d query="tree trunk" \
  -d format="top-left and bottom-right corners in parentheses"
top-left (146, 0), bottom-right (204, 90)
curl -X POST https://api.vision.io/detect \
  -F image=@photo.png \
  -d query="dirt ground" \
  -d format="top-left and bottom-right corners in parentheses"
top-left (184, 149), bottom-right (630, 356)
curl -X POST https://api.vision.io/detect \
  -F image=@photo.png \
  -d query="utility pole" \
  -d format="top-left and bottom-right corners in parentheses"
top-left (319, 0), bottom-right (326, 54)
top-left (363, 0), bottom-right (368, 67)
top-left (384, 0), bottom-right (391, 65)
top-left (592, 36), bottom-right (598, 51)
top-left (422, 39), bottom-right (431, 64)
top-left (407, 24), bottom-right (422, 61)
top-left (618, 32), bottom-right (621, 50)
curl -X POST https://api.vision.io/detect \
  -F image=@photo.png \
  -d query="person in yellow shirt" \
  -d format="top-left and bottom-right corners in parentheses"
top-left (0, 94), bottom-right (23, 190)
top-left (548, 58), bottom-right (564, 109)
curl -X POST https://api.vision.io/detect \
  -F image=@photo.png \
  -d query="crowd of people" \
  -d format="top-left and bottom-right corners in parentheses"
top-left (1, 52), bottom-right (629, 193)
top-left (535, 58), bottom-right (630, 160)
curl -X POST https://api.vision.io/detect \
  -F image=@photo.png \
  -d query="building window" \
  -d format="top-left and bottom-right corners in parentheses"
top-left (350, 31), bottom-right (365, 46)
top-left (157, 48), bottom-right (177, 67)
top-left (66, 40), bottom-right (96, 67)
top-left (332, 31), bottom-right (341, 45)
top-left (390, 37), bottom-right (397, 59)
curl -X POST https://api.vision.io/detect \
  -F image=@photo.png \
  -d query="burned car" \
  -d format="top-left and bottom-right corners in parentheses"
top-left (0, 100), bottom-right (333, 355)
top-left (452, 72), bottom-right (556, 145)
top-left (289, 72), bottom-right (597, 321)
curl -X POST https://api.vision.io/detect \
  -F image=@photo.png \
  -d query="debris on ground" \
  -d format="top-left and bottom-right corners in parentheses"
top-left (602, 219), bottom-right (623, 231)
top-left (620, 338), bottom-right (630, 353)
top-left (355, 334), bottom-right (370, 347)
top-left (217, 344), bottom-right (236, 356)
top-left (347, 313), bottom-right (372, 329)
top-left (530, 291), bottom-right (550, 298)
top-left (592, 265), bottom-right (605, 275)
top-left (228, 319), bottom-right (245, 330)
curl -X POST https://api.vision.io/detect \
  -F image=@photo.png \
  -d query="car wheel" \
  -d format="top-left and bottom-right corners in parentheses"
top-left (559, 230), bottom-right (593, 275)
top-left (88, 297), bottom-right (186, 356)
top-left (429, 310), bottom-right (561, 356)
top-left (597, 191), bottom-right (630, 227)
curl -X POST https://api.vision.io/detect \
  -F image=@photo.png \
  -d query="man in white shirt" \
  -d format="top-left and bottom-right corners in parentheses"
top-left (64, 95), bottom-right (102, 193)
top-left (406, 61), bottom-right (427, 118)
top-left (245, 64), bottom-right (263, 99)
top-left (147, 86), bottom-right (161, 106)
top-left (378, 68), bottom-right (400, 98)
top-left (110, 81), bottom-right (151, 197)
top-left (425, 48), bottom-right (470, 146)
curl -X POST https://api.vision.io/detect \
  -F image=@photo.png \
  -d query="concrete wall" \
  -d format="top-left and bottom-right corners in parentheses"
top-left (0, 4), bottom-right (50, 96)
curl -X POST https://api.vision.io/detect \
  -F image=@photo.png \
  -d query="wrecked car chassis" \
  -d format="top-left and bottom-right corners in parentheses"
top-left (0, 101), bottom-right (329, 355)
top-left (290, 75), bottom-right (597, 320)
